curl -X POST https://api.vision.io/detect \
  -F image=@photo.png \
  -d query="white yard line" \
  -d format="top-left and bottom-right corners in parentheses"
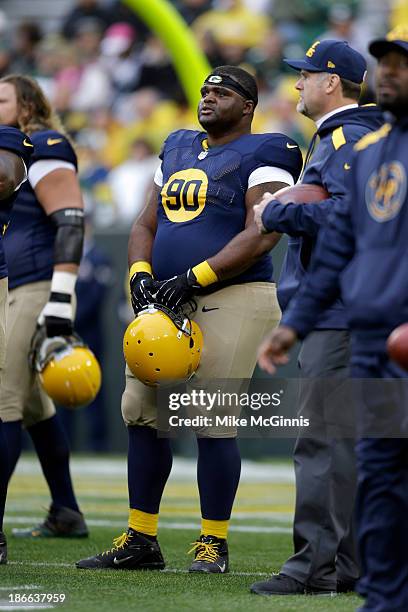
top-left (0, 607), bottom-right (54, 611)
top-left (0, 587), bottom-right (41, 592)
top-left (13, 457), bottom-right (295, 484)
top-left (8, 561), bottom-right (270, 577)
top-left (5, 508), bottom-right (294, 522)
top-left (5, 517), bottom-right (291, 534)
top-left (163, 568), bottom-right (270, 576)
top-left (9, 562), bottom-right (71, 568)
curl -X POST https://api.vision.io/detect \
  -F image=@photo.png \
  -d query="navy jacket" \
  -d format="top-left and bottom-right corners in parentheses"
top-left (262, 105), bottom-right (384, 329)
top-left (282, 118), bottom-right (408, 352)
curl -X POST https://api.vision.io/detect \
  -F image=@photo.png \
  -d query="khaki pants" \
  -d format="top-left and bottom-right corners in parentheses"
top-left (121, 282), bottom-right (281, 437)
top-left (0, 281), bottom-right (55, 426)
top-left (0, 277), bottom-right (8, 378)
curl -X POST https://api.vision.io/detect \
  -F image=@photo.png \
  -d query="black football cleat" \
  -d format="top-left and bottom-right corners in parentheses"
top-left (12, 505), bottom-right (88, 538)
top-left (250, 573), bottom-right (336, 596)
top-left (76, 528), bottom-right (165, 570)
top-left (188, 534), bottom-right (229, 573)
top-left (337, 577), bottom-right (358, 593)
top-left (0, 531), bottom-right (7, 565)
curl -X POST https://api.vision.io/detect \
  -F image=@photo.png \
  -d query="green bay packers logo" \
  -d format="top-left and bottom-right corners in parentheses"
top-left (161, 169), bottom-right (208, 222)
top-left (366, 161), bottom-right (406, 223)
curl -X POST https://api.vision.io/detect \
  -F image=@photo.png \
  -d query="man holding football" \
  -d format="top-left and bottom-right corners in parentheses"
top-left (253, 26), bottom-right (408, 612)
top-left (251, 40), bottom-right (383, 596)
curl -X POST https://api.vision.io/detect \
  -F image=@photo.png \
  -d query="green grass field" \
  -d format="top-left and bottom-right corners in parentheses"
top-left (1, 455), bottom-right (362, 612)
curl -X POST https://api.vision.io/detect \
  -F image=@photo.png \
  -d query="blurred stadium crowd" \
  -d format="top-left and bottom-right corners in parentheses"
top-left (0, 0), bottom-right (406, 454)
top-left (0, 0), bottom-right (405, 228)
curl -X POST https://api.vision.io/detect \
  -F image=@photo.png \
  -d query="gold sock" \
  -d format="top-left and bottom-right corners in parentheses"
top-left (201, 518), bottom-right (229, 540)
top-left (128, 508), bottom-right (159, 537)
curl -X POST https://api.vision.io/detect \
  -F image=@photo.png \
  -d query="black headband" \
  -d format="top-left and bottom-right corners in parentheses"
top-left (203, 73), bottom-right (258, 105)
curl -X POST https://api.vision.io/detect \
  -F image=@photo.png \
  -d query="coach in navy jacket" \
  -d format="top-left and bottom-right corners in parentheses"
top-left (255, 28), bottom-right (408, 612)
top-left (278, 115), bottom-right (408, 348)
top-left (267, 104), bottom-right (383, 328)
top-left (251, 40), bottom-right (383, 598)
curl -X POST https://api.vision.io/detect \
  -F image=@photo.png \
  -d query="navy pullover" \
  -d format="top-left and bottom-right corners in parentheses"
top-left (262, 105), bottom-right (384, 329)
top-left (282, 117), bottom-right (408, 351)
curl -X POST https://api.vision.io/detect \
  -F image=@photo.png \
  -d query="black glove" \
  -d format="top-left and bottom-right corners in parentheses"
top-left (130, 271), bottom-right (158, 315)
top-left (43, 315), bottom-right (73, 337)
top-left (37, 293), bottom-right (74, 337)
top-left (155, 269), bottom-right (200, 310)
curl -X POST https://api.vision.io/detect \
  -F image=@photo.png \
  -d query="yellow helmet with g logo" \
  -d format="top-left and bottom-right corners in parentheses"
top-left (30, 331), bottom-right (102, 409)
top-left (123, 305), bottom-right (203, 386)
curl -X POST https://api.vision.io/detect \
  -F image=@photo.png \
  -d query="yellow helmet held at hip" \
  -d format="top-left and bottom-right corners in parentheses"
top-left (30, 331), bottom-right (102, 409)
top-left (123, 305), bottom-right (203, 386)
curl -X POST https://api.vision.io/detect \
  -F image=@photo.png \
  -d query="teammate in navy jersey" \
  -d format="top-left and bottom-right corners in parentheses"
top-left (77, 65), bottom-right (302, 574)
top-left (0, 75), bottom-right (87, 540)
top-left (0, 125), bottom-right (33, 565)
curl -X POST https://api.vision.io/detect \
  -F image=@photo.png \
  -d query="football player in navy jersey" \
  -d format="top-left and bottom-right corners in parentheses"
top-left (0, 75), bottom-right (88, 539)
top-left (77, 66), bottom-right (303, 573)
top-left (0, 125), bottom-right (33, 564)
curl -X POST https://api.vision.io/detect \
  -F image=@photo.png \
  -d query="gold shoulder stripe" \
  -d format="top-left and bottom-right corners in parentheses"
top-left (332, 126), bottom-right (346, 150)
top-left (354, 123), bottom-right (391, 152)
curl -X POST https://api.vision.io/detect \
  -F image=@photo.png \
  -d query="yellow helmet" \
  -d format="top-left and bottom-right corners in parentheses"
top-left (31, 332), bottom-right (102, 409)
top-left (123, 305), bottom-right (203, 386)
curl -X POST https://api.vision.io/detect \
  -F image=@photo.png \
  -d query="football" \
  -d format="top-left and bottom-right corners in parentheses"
top-left (273, 183), bottom-right (330, 204)
top-left (387, 323), bottom-right (408, 371)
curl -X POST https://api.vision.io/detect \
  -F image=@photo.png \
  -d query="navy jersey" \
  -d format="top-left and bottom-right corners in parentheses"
top-left (152, 129), bottom-right (302, 285)
top-left (0, 126), bottom-right (33, 279)
top-left (4, 130), bottom-right (77, 289)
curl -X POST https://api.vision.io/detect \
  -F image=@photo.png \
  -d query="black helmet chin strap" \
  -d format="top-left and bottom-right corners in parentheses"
top-left (137, 303), bottom-right (194, 338)
top-left (29, 330), bottom-right (87, 373)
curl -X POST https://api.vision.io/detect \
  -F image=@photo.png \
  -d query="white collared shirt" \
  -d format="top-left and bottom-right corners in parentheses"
top-left (315, 103), bottom-right (359, 129)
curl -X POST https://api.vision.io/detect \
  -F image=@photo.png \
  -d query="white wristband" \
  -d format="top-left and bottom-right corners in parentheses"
top-left (41, 301), bottom-right (73, 320)
top-left (50, 271), bottom-right (77, 296)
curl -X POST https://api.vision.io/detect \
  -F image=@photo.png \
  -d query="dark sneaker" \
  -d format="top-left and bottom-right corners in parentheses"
top-left (12, 506), bottom-right (88, 538)
top-left (250, 573), bottom-right (336, 596)
top-left (76, 528), bottom-right (165, 570)
top-left (251, 573), bottom-right (305, 595)
top-left (0, 531), bottom-right (7, 565)
top-left (188, 535), bottom-right (229, 574)
top-left (337, 578), bottom-right (358, 593)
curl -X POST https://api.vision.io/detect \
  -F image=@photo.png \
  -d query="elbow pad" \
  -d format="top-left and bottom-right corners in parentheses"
top-left (49, 208), bottom-right (84, 265)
